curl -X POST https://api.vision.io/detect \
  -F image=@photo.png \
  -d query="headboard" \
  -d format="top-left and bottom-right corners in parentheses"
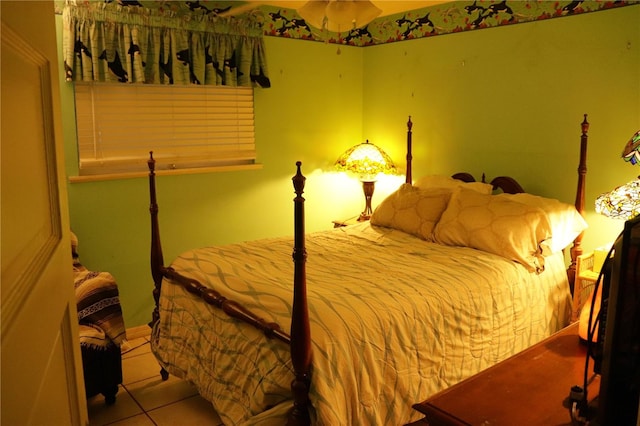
top-left (401, 114), bottom-right (589, 294)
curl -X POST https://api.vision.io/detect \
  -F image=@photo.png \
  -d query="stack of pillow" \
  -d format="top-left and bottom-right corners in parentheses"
top-left (370, 175), bottom-right (587, 273)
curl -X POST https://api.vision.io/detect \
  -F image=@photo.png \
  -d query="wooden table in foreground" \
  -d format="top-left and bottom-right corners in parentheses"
top-left (409, 323), bottom-right (600, 425)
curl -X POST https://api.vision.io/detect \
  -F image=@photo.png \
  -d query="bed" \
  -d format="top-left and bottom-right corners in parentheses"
top-left (147, 115), bottom-right (591, 426)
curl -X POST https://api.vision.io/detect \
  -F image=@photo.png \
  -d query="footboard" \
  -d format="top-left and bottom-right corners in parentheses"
top-left (147, 152), bottom-right (292, 345)
top-left (147, 153), bottom-right (312, 425)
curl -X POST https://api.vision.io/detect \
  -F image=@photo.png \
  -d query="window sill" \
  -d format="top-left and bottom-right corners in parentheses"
top-left (68, 163), bottom-right (263, 183)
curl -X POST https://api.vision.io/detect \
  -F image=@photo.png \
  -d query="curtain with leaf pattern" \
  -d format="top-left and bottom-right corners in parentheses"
top-left (62, 1), bottom-right (270, 87)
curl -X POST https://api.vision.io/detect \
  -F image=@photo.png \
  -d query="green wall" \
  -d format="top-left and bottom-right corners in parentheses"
top-left (57, 5), bottom-right (640, 329)
top-left (57, 23), bottom-right (370, 328)
top-left (362, 5), bottom-right (639, 252)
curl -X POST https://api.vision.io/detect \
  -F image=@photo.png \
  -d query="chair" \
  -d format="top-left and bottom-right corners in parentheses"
top-left (80, 340), bottom-right (123, 404)
top-left (72, 232), bottom-right (126, 404)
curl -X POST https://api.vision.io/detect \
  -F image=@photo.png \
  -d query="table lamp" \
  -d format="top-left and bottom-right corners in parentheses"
top-left (594, 129), bottom-right (640, 220)
top-left (580, 128), bottom-right (640, 341)
top-left (335, 140), bottom-right (395, 221)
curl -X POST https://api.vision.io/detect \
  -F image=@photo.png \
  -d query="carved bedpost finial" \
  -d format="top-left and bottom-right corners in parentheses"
top-left (148, 151), bottom-right (158, 214)
top-left (292, 161), bottom-right (306, 196)
top-left (148, 151), bottom-right (156, 173)
top-left (581, 114), bottom-right (589, 135)
top-left (407, 115), bottom-right (413, 131)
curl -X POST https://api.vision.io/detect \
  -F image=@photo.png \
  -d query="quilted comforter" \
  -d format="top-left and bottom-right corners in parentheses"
top-left (151, 222), bottom-right (571, 425)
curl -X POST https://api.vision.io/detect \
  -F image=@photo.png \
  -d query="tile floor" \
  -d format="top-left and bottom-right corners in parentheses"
top-left (87, 336), bottom-right (224, 426)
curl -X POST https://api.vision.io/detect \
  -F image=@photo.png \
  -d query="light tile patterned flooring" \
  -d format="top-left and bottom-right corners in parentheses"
top-left (87, 337), bottom-right (224, 426)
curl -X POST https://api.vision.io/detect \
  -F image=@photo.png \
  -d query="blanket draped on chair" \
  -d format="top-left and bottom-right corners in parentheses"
top-left (75, 269), bottom-right (126, 350)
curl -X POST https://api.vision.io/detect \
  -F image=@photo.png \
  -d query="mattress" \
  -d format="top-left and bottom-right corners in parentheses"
top-left (151, 222), bottom-right (572, 425)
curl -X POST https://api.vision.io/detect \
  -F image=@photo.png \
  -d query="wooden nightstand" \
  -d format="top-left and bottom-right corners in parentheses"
top-left (411, 323), bottom-right (599, 425)
top-left (573, 247), bottom-right (611, 323)
top-left (572, 252), bottom-right (598, 322)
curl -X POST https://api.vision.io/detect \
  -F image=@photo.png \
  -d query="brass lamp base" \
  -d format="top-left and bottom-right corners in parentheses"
top-left (358, 180), bottom-right (375, 221)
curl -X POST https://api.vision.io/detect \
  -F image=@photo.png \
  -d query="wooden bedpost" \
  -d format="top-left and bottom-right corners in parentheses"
top-left (567, 114), bottom-right (589, 294)
top-left (288, 162), bottom-right (312, 426)
top-left (148, 152), bottom-right (170, 381)
top-left (148, 152), bottom-right (165, 329)
top-left (406, 116), bottom-right (413, 184)
top-left (146, 151), bottom-right (291, 348)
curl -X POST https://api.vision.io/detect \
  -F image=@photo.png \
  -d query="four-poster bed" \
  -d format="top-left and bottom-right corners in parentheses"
top-left (147, 115), bottom-right (590, 425)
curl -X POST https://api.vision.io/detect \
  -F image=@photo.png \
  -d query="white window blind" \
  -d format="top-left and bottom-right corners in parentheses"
top-left (73, 83), bottom-right (256, 176)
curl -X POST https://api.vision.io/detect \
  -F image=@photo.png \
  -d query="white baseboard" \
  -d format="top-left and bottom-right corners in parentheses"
top-left (126, 324), bottom-right (151, 340)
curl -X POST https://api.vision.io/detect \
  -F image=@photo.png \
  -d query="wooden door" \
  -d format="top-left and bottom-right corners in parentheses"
top-left (1, 1), bottom-right (87, 425)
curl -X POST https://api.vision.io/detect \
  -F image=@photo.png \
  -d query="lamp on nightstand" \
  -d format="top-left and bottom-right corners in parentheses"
top-left (595, 129), bottom-right (640, 220)
top-left (335, 140), bottom-right (395, 222)
top-left (579, 128), bottom-right (640, 342)
top-left (595, 178), bottom-right (640, 220)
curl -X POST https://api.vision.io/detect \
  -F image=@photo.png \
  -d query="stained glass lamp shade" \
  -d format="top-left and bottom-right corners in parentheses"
top-left (335, 140), bottom-right (395, 221)
top-left (595, 179), bottom-right (640, 220)
top-left (595, 129), bottom-right (640, 220)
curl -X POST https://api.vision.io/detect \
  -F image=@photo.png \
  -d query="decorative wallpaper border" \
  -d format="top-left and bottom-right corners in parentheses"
top-left (260, 1), bottom-right (639, 47)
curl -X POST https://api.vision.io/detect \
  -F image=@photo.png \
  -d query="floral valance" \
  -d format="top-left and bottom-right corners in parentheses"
top-left (258, 1), bottom-right (637, 47)
top-left (62, 1), bottom-right (270, 87)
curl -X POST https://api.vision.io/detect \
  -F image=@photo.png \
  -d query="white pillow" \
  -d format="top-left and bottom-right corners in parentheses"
top-left (371, 183), bottom-right (452, 240)
top-left (497, 193), bottom-right (587, 254)
top-left (433, 187), bottom-right (552, 273)
top-left (414, 175), bottom-right (493, 195)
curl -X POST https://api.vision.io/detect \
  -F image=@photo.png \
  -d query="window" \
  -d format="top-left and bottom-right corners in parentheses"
top-left (72, 83), bottom-right (258, 180)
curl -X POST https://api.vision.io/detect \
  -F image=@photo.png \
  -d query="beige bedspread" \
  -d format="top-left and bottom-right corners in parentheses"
top-left (151, 222), bottom-right (571, 425)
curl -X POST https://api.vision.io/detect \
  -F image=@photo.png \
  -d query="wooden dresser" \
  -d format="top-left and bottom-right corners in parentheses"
top-left (410, 323), bottom-right (599, 425)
